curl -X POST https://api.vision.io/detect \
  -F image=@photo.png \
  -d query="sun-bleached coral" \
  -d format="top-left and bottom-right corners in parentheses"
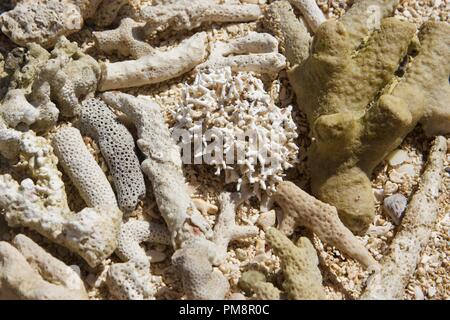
top-left (265, 0), bottom-right (440, 234)
top-left (263, 1), bottom-right (311, 67)
top-left (95, 0), bottom-right (133, 27)
top-left (173, 66), bottom-right (298, 196)
top-left (0, 234), bottom-right (88, 300)
top-left (361, 136), bottom-right (447, 300)
top-left (266, 228), bottom-right (326, 300)
top-left (106, 219), bottom-right (170, 300)
top-left (79, 98), bottom-right (146, 212)
top-left (98, 32), bottom-right (207, 91)
top-left (137, 0), bottom-right (262, 32)
top-left (287, 0), bottom-right (325, 32)
top-left (272, 181), bottom-right (379, 270)
top-left (239, 270), bottom-right (281, 300)
top-left (93, 18), bottom-right (151, 59)
top-left (52, 126), bottom-right (117, 208)
top-left (31, 37), bottom-right (101, 118)
top-left (197, 33), bottom-right (286, 75)
top-left (0, 130), bottom-right (121, 267)
top-left (102, 91), bottom-right (258, 299)
top-left (0, 0), bottom-right (103, 48)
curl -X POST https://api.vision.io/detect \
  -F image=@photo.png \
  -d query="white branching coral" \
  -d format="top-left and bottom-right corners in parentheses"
top-left (0, 234), bottom-right (88, 300)
top-left (173, 66), bottom-right (298, 195)
top-left (0, 130), bottom-right (121, 267)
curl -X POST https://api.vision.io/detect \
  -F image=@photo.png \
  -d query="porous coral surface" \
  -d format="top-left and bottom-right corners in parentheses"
top-left (0, 0), bottom-right (448, 301)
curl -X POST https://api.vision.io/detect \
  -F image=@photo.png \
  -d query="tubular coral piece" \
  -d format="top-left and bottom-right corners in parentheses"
top-left (239, 270), bottom-right (281, 300)
top-left (98, 32), bottom-right (208, 91)
top-left (272, 181), bottom-right (379, 270)
top-left (0, 0), bottom-right (103, 48)
top-left (361, 136), bottom-right (447, 300)
top-left (391, 22), bottom-right (450, 136)
top-left (79, 98), bottom-right (146, 212)
top-left (287, 0), bottom-right (326, 32)
top-left (138, 0), bottom-right (262, 32)
top-left (93, 18), bottom-right (151, 59)
top-left (52, 126), bottom-right (117, 208)
top-left (263, 1), bottom-right (311, 67)
top-left (274, 1), bottom-right (420, 233)
top-left (0, 131), bottom-right (121, 267)
top-left (196, 33), bottom-right (286, 76)
top-left (0, 234), bottom-right (88, 300)
top-left (265, 228), bottom-right (326, 300)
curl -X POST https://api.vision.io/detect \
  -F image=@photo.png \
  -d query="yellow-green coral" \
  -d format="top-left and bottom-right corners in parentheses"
top-left (265, 228), bottom-right (326, 300)
top-left (239, 270), bottom-right (281, 300)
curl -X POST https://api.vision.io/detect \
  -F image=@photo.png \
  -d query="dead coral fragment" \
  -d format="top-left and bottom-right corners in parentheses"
top-left (273, 181), bottom-right (379, 270)
top-left (265, 228), bottom-right (325, 300)
top-left (52, 126), bottom-right (117, 208)
top-left (239, 270), bottom-right (281, 300)
top-left (197, 32), bottom-right (286, 76)
top-left (0, 0), bottom-right (102, 48)
top-left (79, 98), bottom-right (146, 212)
top-left (138, 0), bottom-right (262, 32)
top-left (98, 32), bottom-right (207, 91)
top-left (361, 136), bottom-right (447, 300)
top-left (0, 234), bottom-right (88, 300)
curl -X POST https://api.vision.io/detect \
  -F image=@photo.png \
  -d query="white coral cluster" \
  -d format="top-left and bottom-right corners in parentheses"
top-left (173, 67), bottom-right (299, 194)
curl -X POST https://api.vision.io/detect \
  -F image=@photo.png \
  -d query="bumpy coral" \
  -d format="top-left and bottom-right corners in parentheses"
top-left (265, 228), bottom-right (326, 300)
top-left (52, 126), bottom-right (117, 208)
top-left (0, 234), bottom-right (88, 300)
top-left (94, 0), bottom-right (131, 27)
top-left (0, 0), bottom-right (103, 48)
top-left (102, 92), bottom-right (258, 299)
top-left (361, 136), bottom-right (447, 300)
top-left (197, 33), bottom-right (286, 75)
top-left (173, 67), bottom-right (298, 195)
top-left (239, 270), bottom-right (281, 300)
top-left (137, 0), bottom-right (262, 32)
top-left (79, 98), bottom-right (146, 212)
top-left (98, 32), bottom-right (207, 91)
top-left (31, 37), bottom-right (101, 118)
top-left (0, 130), bottom-right (121, 267)
top-left (273, 181), bottom-right (379, 270)
top-left (265, 0), bottom-right (438, 234)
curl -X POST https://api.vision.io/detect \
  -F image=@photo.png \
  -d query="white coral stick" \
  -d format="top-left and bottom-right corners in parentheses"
top-left (361, 136), bottom-right (447, 300)
top-left (0, 234), bottom-right (88, 300)
top-left (288, 0), bottom-right (326, 32)
top-left (98, 32), bottom-right (207, 91)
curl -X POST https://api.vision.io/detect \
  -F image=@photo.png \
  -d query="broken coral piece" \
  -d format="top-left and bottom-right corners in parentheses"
top-left (273, 181), bottom-right (379, 270)
top-left (79, 98), bottom-right (146, 212)
top-left (95, 0), bottom-right (133, 27)
top-left (98, 31), bottom-right (207, 91)
top-left (52, 126), bottom-right (117, 208)
top-left (265, 227), bottom-right (326, 300)
top-left (287, 0), bottom-right (326, 32)
top-left (137, 0), bottom-right (262, 32)
top-left (197, 32), bottom-right (286, 75)
top-left (173, 66), bottom-right (298, 196)
top-left (0, 130), bottom-right (121, 267)
top-left (0, 234), bottom-right (88, 300)
top-left (239, 270), bottom-right (281, 300)
top-left (266, 0), bottom-right (424, 234)
top-left (361, 136), bottom-right (447, 300)
top-left (0, 0), bottom-right (103, 48)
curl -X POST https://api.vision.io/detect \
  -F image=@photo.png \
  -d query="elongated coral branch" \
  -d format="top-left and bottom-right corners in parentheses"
top-left (0, 130), bottom-right (121, 267)
top-left (288, 0), bottom-right (326, 32)
top-left (79, 98), bottom-right (146, 212)
top-left (197, 32), bottom-right (286, 76)
top-left (52, 126), bottom-right (117, 208)
top-left (137, 0), bottom-right (262, 32)
top-left (0, 234), bottom-right (88, 300)
top-left (266, 228), bottom-right (326, 300)
top-left (98, 32), bottom-right (207, 91)
top-left (361, 136), bottom-right (447, 300)
top-left (273, 181), bottom-right (379, 270)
